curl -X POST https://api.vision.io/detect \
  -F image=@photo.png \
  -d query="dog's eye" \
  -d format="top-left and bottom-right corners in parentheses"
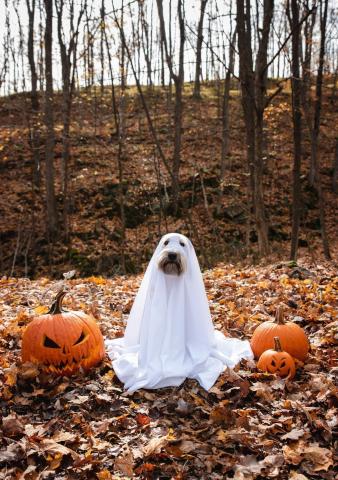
top-left (180, 241), bottom-right (185, 247)
top-left (164, 240), bottom-right (169, 246)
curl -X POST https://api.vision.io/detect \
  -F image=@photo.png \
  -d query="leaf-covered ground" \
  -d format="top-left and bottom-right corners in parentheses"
top-left (0, 84), bottom-right (337, 277)
top-left (0, 259), bottom-right (336, 479)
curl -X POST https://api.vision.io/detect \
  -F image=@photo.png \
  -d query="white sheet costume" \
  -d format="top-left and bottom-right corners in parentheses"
top-left (105, 233), bottom-right (253, 392)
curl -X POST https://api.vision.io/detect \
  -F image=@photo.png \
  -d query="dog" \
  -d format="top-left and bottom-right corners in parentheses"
top-left (106, 232), bottom-right (253, 392)
top-left (157, 235), bottom-right (188, 275)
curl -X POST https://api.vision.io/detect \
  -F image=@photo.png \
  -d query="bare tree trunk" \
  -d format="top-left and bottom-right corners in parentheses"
top-left (193, 0), bottom-right (208, 99)
top-left (26, 0), bottom-right (41, 188)
top-left (172, 0), bottom-right (185, 213)
top-left (139, 0), bottom-right (153, 88)
top-left (43, 0), bottom-right (57, 237)
top-left (333, 137), bottom-right (338, 193)
top-left (111, 0), bottom-right (127, 273)
top-left (0, 4), bottom-right (9, 92)
top-left (118, 2), bottom-right (127, 274)
top-left (55, 0), bottom-right (84, 243)
top-left (287, 0), bottom-right (302, 261)
top-left (103, 12), bottom-right (119, 138)
top-left (236, 0), bottom-right (271, 256)
top-left (100, 0), bottom-right (105, 96)
top-left (300, 1), bottom-right (316, 134)
top-left (254, 0), bottom-right (273, 255)
top-left (156, 0), bottom-right (185, 214)
top-left (309, 0), bottom-right (328, 186)
top-left (217, 29), bottom-right (236, 214)
top-left (330, 66), bottom-right (337, 104)
top-left (310, 0), bottom-right (331, 259)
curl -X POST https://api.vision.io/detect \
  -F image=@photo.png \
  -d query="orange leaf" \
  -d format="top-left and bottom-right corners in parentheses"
top-left (136, 413), bottom-right (151, 426)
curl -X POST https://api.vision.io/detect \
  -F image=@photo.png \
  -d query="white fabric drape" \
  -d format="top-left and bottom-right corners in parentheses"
top-left (105, 233), bottom-right (253, 392)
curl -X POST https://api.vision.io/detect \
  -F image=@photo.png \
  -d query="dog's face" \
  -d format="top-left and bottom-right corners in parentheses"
top-left (157, 234), bottom-right (188, 276)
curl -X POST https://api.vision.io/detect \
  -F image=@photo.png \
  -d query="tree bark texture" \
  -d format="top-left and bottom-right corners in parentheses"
top-left (43, 0), bottom-right (57, 237)
top-left (193, 0), bottom-right (208, 99)
top-left (236, 0), bottom-right (272, 256)
top-left (287, 0), bottom-right (302, 261)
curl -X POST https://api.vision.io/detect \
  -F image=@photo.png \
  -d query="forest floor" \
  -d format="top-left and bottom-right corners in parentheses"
top-left (0, 260), bottom-right (336, 479)
top-left (0, 81), bottom-right (337, 277)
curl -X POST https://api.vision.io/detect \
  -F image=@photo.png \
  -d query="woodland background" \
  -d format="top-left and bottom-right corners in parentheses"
top-left (0, 0), bottom-right (337, 276)
top-left (0, 0), bottom-right (337, 479)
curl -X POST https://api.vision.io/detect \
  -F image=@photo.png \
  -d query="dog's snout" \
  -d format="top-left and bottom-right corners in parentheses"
top-left (158, 244), bottom-right (187, 275)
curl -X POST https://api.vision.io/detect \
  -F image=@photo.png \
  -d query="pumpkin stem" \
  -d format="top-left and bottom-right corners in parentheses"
top-left (48, 289), bottom-right (67, 314)
top-left (275, 305), bottom-right (285, 325)
top-left (273, 336), bottom-right (282, 352)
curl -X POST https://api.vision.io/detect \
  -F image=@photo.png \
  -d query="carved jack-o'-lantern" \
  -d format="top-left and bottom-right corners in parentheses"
top-left (257, 337), bottom-right (296, 379)
top-left (22, 290), bottom-right (105, 376)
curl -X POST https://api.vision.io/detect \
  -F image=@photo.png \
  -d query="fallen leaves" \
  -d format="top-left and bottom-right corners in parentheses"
top-left (283, 441), bottom-right (333, 473)
top-left (0, 261), bottom-right (336, 478)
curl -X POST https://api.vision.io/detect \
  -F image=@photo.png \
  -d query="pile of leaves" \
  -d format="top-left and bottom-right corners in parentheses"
top-left (0, 259), bottom-right (336, 479)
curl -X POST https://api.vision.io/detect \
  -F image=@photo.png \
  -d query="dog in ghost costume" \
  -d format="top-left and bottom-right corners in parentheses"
top-left (105, 233), bottom-right (253, 392)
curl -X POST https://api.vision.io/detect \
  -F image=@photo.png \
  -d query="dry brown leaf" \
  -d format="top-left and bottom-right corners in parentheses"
top-left (52, 431), bottom-right (78, 443)
top-left (179, 439), bottom-right (201, 454)
top-left (283, 441), bottom-right (333, 473)
top-left (288, 472), bottom-right (309, 480)
top-left (18, 464), bottom-right (37, 479)
top-left (302, 444), bottom-right (333, 473)
top-left (281, 428), bottom-right (307, 441)
top-left (114, 446), bottom-right (133, 477)
top-left (96, 470), bottom-right (113, 480)
top-left (209, 403), bottom-right (234, 427)
top-left (18, 362), bottom-right (40, 380)
top-left (250, 381), bottom-right (274, 402)
top-left (3, 364), bottom-right (18, 386)
top-left (2, 414), bottom-right (25, 437)
top-left (39, 439), bottom-right (80, 460)
top-left (283, 442), bottom-right (305, 465)
top-left (0, 441), bottom-right (25, 463)
top-left (143, 435), bottom-right (168, 457)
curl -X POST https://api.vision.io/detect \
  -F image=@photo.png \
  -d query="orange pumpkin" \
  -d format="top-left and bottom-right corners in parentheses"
top-left (250, 305), bottom-right (309, 361)
top-left (22, 290), bottom-right (105, 376)
top-left (257, 337), bottom-right (296, 378)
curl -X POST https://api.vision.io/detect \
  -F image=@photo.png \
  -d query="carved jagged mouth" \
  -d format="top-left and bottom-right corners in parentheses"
top-left (43, 355), bottom-right (89, 374)
top-left (267, 367), bottom-right (291, 375)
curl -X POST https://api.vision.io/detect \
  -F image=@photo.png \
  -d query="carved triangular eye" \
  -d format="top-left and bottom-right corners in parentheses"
top-left (43, 335), bottom-right (60, 348)
top-left (73, 331), bottom-right (87, 345)
top-left (271, 359), bottom-right (276, 367)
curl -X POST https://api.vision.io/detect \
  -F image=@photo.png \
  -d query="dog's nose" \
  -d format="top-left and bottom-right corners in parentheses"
top-left (168, 252), bottom-right (177, 261)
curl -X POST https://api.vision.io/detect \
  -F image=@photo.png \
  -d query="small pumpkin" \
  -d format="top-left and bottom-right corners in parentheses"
top-left (257, 336), bottom-right (296, 379)
top-left (250, 305), bottom-right (309, 361)
top-left (22, 290), bottom-right (105, 376)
